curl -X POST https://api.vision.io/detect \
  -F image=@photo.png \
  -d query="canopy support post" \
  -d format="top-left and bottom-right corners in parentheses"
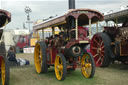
top-left (89, 18), bottom-right (92, 39)
top-left (115, 18), bottom-right (118, 28)
top-left (42, 29), bottom-right (44, 40)
top-left (52, 27), bottom-right (55, 37)
top-left (96, 22), bottom-right (98, 32)
top-left (75, 18), bottom-right (78, 40)
top-left (36, 31), bottom-right (39, 41)
top-left (106, 21), bottom-right (108, 26)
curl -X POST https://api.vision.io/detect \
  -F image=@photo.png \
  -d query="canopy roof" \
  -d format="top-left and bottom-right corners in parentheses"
top-left (0, 9), bottom-right (11, 28)
top-left (0, 9), bottom-right (11, 39)
top-left (33, 8), bottom-right (104, 31)
top-left (104, 9), bottom-right (128, 24)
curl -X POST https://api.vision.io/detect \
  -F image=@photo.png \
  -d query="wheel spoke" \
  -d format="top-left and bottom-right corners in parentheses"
top-left (86, 68), bottom-right (90, 75)
top-left (86, 59), bottom-right (89, 63)
top-left (56, 56), bottom-right (59, 65)
top-left (92, 47), bottom-right (97, 50)
top-left (93, 54), bottom-right (98, 58)
top-left (101, 46), bottom-right (104, 49)
top-left (100, 41), bottom-right (104, 47)
top-left (83, 66), bottom-right (90, 77)
top-left (94, 38), bottom-right (100, 46)
top-left (96, 56), bottom-right (102, 64)
top-left (59, 64), bottom-right (63, 71)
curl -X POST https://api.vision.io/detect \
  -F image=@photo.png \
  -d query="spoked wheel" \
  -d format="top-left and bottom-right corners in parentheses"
top-left (81, 52), bottom-right (95, 78)
top-left (90, 33), bottom-right (111, 67)
top-left (34, 42), bottom-right (48, 73)
top-left (55, 53), bottom-right (67, 81)
top-left (0, 56), bottom-right (9, 85)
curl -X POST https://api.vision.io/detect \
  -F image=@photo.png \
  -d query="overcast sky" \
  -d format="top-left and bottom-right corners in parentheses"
top-left (0, 0), bottom-right (128, 30)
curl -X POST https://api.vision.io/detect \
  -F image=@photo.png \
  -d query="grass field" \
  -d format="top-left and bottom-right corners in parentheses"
top-left (9, 53), bottom-right (128, 85)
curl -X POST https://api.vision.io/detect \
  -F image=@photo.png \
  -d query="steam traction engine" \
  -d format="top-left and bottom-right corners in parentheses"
top-left (33, 8), bottom-right (103, 80)
top-left (90, 9), bottom-right (128, 67)
top-left (0, 9), bottom-right (11, 85)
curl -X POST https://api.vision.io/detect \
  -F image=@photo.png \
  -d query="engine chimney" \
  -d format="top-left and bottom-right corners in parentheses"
top-left (69, 0), bottom-right (75, 9)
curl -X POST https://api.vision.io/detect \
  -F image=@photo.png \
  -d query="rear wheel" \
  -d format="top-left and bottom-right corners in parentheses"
top-left (34, 42), bottom-right (48, 73)
top-left (90, 33), bottom-right (111, 67)
top-left (55, 53), bottom-right (67, 81)
top-left (0, 56), bottom-right (9, 85)
top-left (81, 52), bottom-right (95, 78)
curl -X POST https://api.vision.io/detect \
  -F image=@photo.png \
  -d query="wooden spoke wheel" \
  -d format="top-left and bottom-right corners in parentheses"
top-left (90, 33), bottom-right (111, 67)
top-left (55, 53), bottom-right (67, 81)
top-left (0, 56), bottom-right (9, 85)
top-left (34, 42), bottom-right (47, 73)
top-left (81, 52), bottom-right (95, 78)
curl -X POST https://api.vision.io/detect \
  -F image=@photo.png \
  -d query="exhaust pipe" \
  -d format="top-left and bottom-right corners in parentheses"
top-left (69, 0), bottom-right (75, 9)
top-left (68, 0), bottom-right (76, 29)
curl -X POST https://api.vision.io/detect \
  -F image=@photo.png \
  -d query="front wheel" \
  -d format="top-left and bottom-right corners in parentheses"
top-left (81, 52), bottom-right (95, 78)
top-left (55, 53), bottom-right (67, 81)
top-left (34, 41), bottom-right (48, 73)
top-left (0, 56), bottom-right (10, 85)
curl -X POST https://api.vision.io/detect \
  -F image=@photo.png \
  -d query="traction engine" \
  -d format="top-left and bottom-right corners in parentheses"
top-left (90, 9), bottom-right (128, 67)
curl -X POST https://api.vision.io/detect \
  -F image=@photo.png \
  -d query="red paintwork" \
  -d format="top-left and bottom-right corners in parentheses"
top-left (51, 47), bottom-right (58, 64)
top-left (73, 61), bottom-right (77, 69)
top-left (0, 56), bottom-right (2, 68)
top-left (66, 40), bottom-right (79, 48)
top-left (46, 46), bottom-right (58, 64)
top-left (66, 26), bottom-right (90, 48)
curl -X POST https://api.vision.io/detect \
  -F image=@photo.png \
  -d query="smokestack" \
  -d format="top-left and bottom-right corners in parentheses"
top-left (69, 0), bottom-right (75, 9)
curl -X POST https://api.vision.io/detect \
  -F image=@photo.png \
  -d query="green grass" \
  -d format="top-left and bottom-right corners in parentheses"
top-left (9, 54), bottom-right (128, 85)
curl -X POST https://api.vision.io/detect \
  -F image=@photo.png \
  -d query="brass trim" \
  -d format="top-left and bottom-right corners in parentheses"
top-left (79, 41), bottom-right (89, 43)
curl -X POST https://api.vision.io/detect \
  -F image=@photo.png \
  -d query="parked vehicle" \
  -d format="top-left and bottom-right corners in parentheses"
top-left (0, 9), bottom-right (11, 85)
top-left (90, 9), bottom-right (128, 67)
top-left (16, 34), bottom-right (30, 53)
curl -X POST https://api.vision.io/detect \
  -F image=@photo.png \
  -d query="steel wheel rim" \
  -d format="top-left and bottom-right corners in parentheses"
top-left (34, 43), bottom-right (43, 73)
top-left (55, 55), bottom-right (63, 80)
top-left (1, 57), bottom-right (5, 85)
top-left (81, 54), bottom-right (92, 78)
top-left (91, 34), bottom-right (105, 67)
